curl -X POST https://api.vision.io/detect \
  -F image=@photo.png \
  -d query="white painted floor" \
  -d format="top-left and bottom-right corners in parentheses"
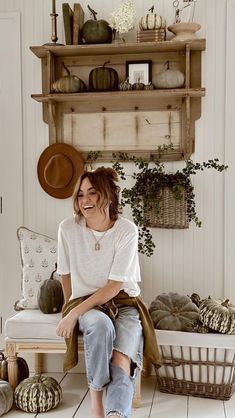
top-left (7, 373), bottom-right (235, 418)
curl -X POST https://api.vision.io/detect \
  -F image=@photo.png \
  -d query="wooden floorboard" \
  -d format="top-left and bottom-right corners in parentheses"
top-left (188, 396), bottom-right (226, 418)
top-left (151, 390), bottom-right (188, 418)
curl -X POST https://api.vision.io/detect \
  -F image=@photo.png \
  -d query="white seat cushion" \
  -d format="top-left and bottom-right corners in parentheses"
top-left (5, 310), bottom-right (63, 340)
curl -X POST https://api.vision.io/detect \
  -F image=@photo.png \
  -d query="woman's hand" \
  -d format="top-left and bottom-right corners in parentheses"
top-left (56, 309), bottom-right (78, 338)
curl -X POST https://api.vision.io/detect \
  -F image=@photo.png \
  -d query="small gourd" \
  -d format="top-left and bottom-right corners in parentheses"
top-left (118, 78), bottom-right (132, 91)
top-left (149, 292), bottom-right (200, 331)
top-left (144, 82), bottom-right (155, 90)
top-left (153, 61), bottom-right (185, 89)
top-left (200, 298), bottom-right (235, 334)
top-left (14, 375), bottom-right (62, 413)
top-left (132, 78), bottom-right (145, 90)
top-left (38, 264), bottom-right (64, 314)
top-left (52, 63), bottom-right (86, 93)
top-left (89, 61), bottom-right (119, 91)
top-left (82, 5), bottom-right (112, 44)
top-left (139, 5), bottom-right (166, 31)
top-left (0, 380), bottom-right (13, 417)
top-left (0, 352), bottom-right (29, 384)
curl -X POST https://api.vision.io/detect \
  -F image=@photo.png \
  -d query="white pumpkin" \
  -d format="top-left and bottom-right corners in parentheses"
top-left (139, 6), bottom-right (166, 31)
top-left (153, 62), bottom-right (185, 89)
top-left (0, 380), bottom-right (13, 417)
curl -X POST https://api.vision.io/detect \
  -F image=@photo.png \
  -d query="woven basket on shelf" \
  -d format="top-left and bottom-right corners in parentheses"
top-left (144, 186), bottom-right (189, 229)
top-left (137, 29), bottom-right (166, 43)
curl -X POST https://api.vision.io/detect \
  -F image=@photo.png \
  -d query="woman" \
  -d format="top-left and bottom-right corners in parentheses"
top-left (56, 167), bottom-right (160, 418)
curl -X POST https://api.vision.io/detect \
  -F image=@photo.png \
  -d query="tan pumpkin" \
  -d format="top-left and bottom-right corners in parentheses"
top-left (200, 298), bottom-right (235, 334)
top-left (139, 6), bottom-right (166, 31)
top-left (15, 374), bottom-right (62, 413)
top-left (149, 292), bottom-right (200, 331)
top-left (0, 380), bottom-right (13, 417)
top-left (52, 63), bottom-right (86, 93)
top-left (153, 61), bottom-right (185, 89)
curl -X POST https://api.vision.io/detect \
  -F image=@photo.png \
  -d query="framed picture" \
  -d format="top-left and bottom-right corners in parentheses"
top-left (126, 60), bottom-right (152, 84)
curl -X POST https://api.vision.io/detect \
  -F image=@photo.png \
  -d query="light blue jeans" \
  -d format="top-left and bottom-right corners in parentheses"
top-left (79, 305), bottom-right (143, 418)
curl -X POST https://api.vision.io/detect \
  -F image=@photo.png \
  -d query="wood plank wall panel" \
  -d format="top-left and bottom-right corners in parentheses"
top-left (0, 0), bottom-right (230, 306)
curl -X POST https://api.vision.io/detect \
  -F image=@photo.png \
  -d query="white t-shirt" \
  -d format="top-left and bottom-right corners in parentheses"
top-left (57, 216), bottom-right (141, 298)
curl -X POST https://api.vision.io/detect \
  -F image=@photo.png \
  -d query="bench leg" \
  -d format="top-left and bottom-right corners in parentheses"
top-left (35, 353), bottom-right (44, 374)
top-left (5, 342), bottom-right (18, 389)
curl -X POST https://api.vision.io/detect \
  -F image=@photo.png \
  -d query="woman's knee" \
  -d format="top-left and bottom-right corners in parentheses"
top-left (80, 310), bottom-right (115, 339)
top-left (111, 349), bottom-right (131, 376)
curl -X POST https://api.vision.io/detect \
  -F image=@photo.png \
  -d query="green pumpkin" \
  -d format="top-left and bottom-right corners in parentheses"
top-left (38, 264), bottom-right (64, 314)
top-left (14, 375), bottom-right (62, 413)
top-left (0, 352), bottom-right (29, 384)
top-left (149, 292), bottom-right (200, 331)
top-left (0, 380), bottom-right (13, 417)
top-left (82, 5), bottom-right (112, 44)
top-left (89, 61), bottom-right (119, 91)
top-left (52, 63), bottom-right (86, 93)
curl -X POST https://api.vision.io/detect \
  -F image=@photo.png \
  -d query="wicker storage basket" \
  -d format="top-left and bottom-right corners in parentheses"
top-left (156, 330), bottom-right (235, 400)
top-left (144, 187), bottom-right (189, 229)
top-left (137, 29), bottom-right (166, 42)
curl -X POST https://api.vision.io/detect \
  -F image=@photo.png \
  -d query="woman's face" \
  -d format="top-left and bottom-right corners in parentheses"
top-left (77, 177), bottom-right (99, 218)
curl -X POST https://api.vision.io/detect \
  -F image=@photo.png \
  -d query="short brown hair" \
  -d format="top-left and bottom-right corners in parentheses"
top-left (73, 167), bottom-right (120, 221)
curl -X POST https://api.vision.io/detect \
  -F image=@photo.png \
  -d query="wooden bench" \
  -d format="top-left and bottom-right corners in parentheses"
top-left (5, 312), bottom-right (142, 407)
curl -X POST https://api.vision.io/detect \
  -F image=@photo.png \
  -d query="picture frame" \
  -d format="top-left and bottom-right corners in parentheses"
top-left (126, 60), bottom-right (152, 84)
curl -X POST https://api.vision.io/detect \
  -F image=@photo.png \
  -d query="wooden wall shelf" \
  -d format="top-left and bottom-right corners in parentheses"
top-left (30, 39), bottom-right (206, 161)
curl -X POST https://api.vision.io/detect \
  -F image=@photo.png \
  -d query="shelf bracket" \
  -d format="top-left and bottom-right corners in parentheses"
top-left (48, 99), bottom-right (57, 144)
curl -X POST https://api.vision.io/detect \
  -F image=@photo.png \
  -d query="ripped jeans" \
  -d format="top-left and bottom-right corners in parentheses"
top-left (79, 305), bottom-right (143, 418)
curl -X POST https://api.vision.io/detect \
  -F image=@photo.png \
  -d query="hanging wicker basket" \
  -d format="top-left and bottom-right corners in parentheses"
top-left (144, 186), bottom-right (189, 229)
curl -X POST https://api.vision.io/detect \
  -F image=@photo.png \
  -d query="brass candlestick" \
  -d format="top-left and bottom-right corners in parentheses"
top-left (44, 0), bottom-right (64, 46)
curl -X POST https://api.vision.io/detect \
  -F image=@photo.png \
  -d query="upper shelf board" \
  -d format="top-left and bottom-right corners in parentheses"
top-left (30, 39), bottom-right (206, 59)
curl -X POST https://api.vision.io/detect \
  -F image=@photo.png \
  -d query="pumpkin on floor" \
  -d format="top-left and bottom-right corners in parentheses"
top-left (14, 374), bottom-right (62, 413)
top-left (38, 264), bottom-right (64, 314)
top-left (0, 379), bottom-right (13, 417)
top-left (0, 352), bottom-right (29, 384)
top-left (149, 292), bottom-right (200, 331)
top-left (89, 61), bottom-right (119, 91)
top-left (82, 5), bottom-right (112, 44)
top-left (200, 297), bottom-right (235, 334)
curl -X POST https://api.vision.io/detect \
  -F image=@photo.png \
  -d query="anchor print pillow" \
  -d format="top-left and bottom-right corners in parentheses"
top-left (15, 227), bottom-right (57, 310)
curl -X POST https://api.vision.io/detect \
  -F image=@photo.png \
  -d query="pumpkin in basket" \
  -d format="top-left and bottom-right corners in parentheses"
top-left (139, 6), bottom-right (166, 31)
top-left (0, 380), bottom-right (13, 416)
top-left (149, 292), bottom-right (200, 331)
top-left (89, 61), bottom-right (119, 91)
top-left (52, 63), bottom-right (86, 93)
top-left (200, 298), bottom-right (235, 334)
top-left (38, 264), bottom-right (64, 314)
top-left (0, 352), bottom-right (29, 384)
top-left (14, 374), bottom-right (62, 413)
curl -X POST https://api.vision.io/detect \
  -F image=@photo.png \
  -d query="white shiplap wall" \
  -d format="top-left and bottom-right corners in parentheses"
top-left (0, 0), bottom-right (233, 306)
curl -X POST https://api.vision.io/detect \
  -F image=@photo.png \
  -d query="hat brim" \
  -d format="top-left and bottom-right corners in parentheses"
top-left (37, 143), bottom-right (84, 199)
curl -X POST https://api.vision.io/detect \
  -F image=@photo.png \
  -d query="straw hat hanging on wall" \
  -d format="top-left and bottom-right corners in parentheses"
top-left (37, 143), bottom-right (84, 199)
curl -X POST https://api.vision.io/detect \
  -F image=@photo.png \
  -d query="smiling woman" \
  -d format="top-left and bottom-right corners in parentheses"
top-left (56, 167), bottom-right (161, 418)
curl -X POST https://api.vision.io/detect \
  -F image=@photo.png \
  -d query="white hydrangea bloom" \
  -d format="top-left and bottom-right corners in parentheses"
top-left (109, 0), bottom-right (135, 34)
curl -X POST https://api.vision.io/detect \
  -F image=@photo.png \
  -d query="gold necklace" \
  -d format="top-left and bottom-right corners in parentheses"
top-left (90, 229), bottom-right (108, 251)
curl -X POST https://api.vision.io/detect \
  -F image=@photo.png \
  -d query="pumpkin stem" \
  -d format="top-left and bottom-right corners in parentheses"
top-left (164, 61), bottom-right (170, 70)
top-left (88, 5), bottom-right (98, 20)
top-left (62, 62), bottom-right (71, 76)
top-left (103, 60), bottom-right (110, 67)
top-left (221, 298), bottom-right (230, 307)
top-left (50, 262), bottom-right (57, 280)
top-left (149, 6), bottom-right (154, 13)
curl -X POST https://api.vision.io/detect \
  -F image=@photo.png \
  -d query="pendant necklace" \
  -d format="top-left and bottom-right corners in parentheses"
top-left (90, 229), bottom-right (108, 251)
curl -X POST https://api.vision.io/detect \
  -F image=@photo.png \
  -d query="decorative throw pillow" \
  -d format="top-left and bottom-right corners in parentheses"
top-left (15, 227), bottom-right (57, 310)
